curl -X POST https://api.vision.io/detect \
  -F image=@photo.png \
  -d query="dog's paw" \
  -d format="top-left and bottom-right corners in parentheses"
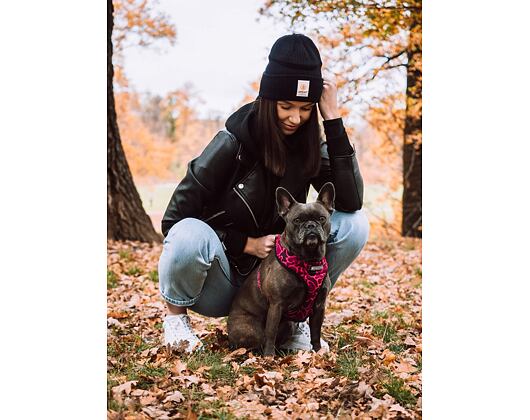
top-left (311, 341), bottom-right (322, 353)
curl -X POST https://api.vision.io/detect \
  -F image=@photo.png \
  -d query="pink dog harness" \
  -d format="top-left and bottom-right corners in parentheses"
top-left (257, 234), bottom-right (328, 322)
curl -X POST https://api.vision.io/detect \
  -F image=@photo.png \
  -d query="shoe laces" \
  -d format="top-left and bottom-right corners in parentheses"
top-left (178, 315), bottom-right (195, 336)
top-left (166, 314), bottom-right (195, 337)
top-left (295, 322), bottom-right (311, 338)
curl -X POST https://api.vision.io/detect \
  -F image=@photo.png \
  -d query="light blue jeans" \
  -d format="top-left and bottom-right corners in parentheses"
top-left (158, 210), bottom-right (370, 317)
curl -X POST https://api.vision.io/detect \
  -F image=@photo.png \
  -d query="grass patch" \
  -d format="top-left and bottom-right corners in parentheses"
top-left (185, 350), bottom-right (237, 384)
top-left (388, 343), bottom-right (406, 354)
top-left (126, 266), bottom-right (142, 276)
top-left (178, 385), bottom-right (236, 419)
top-left (107, 270), bottom-right (118, 289)
top-left (373, 311), bottom-right (389, 320)
top-left (335, 350), bottom-right (360, 380)
top-left (336, 325), bottom-right (357, 348)
top-left (198, 408), bottom-right (237, 420)
top-left (108, 335), bottom-right (152, 358)
top-left (118, 250), bottom-right (133, 261)
top-left (108, 339), bottom-right (167, 389)
top-left (130, 364), bottom-right (169, 389)
top-left (108, 350), bottom-right (169, 391)
top-left (149, 270), bottom-right (159, 283)
top-left (372, 323), bottom-right (398, 343)
top-left (240, 366), bottom-right (257, 376)
top-left (107, 397), bottom-right (124, 412)
top-left (109, 362), bottom-right (168, 390)
top-left (183, 388), bottom-right (236, 419)
top-left (380, 375), bottom-right (416, 407)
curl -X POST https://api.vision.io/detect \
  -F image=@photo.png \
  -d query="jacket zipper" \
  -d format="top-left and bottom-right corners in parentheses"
top-left (203, 210), bottom-right (226, 223)
top-left (232, 258), bottom-right (259, 277)
top-left (233, 187), bottom-right (259, 230)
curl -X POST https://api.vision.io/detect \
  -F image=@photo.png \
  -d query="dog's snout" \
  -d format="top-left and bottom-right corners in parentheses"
top-left (305, 221), bottom-right (317, 229)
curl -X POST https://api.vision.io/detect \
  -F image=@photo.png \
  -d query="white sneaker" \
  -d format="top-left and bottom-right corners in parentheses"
top-left (279, 321), bottom-right (330, 352)
top-left (163, 314), bottom-right (203, 352)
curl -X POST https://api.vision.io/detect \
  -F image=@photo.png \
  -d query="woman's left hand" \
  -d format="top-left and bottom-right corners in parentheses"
top-left (318, 78), bottom-right (340, 121)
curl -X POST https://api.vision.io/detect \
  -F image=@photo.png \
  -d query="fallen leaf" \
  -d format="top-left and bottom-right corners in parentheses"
top-left (107, 311), bottom-right (129, 319)
top-left (112, 380), bottom-right (137, 396)
top-left (130, 389), bottom-right (148, 397)
top-left (142, 407), bottom-right (170, 418)
top-left (164, 390), bottom-right (185, 403)
top-left (175, 375), bottom-right (200, 387)
top-left (404, 336), bottom-right (416, 346)
top-left (201, 383), bottom-right (216, 395)
top-left (222, 347), bottom-right (247, 362)
top-left (171, 359), bottom-right (188, 375)
top-left (381, 349), bottom-right (396, 365)
top-left (107, 318), bottom-right (125, 329)
top-left (294, 351), bottom-right (312, 368)
top-left (241, 357), bottom-right (257, 367)
top-left (357, 381), bottom-right (373, 397)
top-left (216, 385), bottom-right (236, 399)
top-left (140, 395), bottom-right (158, 405)
top-left (254, 371), bottom-right (284, 387)
top-left (127, 295), bottom-right (141, 308)
top-left (395, 360), bottom-right (416, 373)
top-left (390, 403), bottom-right (410, 415)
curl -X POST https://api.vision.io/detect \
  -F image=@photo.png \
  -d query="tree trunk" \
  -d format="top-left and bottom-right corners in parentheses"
top-left (402, 9), bottom-right (422, 238)
top-left (107, 0), bottom-right (161, 243)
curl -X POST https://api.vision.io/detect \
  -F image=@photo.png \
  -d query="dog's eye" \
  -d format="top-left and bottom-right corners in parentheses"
top-left (319, 216), bottom-right (326, 223)
top-left (294, 218), bottom-right (301, 224)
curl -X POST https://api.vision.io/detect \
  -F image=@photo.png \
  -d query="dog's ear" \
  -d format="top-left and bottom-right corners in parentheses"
top-left (276, 187), bottom-right (298, 217)
top-left (317, 182), bottom-right (335, 213)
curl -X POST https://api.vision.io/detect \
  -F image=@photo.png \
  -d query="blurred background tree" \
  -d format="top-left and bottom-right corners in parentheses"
top-left (107, 0), bottom-right (176, 242)
top-left (259, 0), bottom-right (422, 237)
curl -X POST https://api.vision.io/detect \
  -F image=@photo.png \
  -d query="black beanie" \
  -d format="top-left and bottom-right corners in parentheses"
top-left (259, 34), bottom-right (323, 103)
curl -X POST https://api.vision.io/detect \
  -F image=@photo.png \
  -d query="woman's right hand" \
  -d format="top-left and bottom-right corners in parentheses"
top-left (244, 235), bottom-right (276, 258)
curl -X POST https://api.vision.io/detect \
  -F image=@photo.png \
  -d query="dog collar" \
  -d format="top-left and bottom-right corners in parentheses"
top-left (257, 234), bottom-right (328, 322)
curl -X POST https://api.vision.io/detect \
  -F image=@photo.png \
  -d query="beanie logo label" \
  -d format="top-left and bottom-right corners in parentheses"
top-left (296, 80), bottom-right (310, 97)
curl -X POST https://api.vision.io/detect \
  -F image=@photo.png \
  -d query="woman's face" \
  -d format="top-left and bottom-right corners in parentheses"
top-left (276, 100), bottom-right (315, 135)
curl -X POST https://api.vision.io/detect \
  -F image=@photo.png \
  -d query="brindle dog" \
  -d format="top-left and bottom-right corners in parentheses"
top-left (227, 182), bottom-right (335, 356)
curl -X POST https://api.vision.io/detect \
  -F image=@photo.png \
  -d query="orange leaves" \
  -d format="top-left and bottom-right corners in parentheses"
top-left (222, 347), bottom-right (247, 362)
top-left (253, 370), bottom-right (284, 387)
top-left (114, 90), bottom-right (177, 183)
top-left (293, 351), bottom-right (312, 368)
top-left (112, 0), bottom-right (176, 57)
top-left (171, 359), bottom-right (187, 375)
top-left (382, 348), bottom-right (397, 365)
top-left (107, 238), bottom-right (422, 418)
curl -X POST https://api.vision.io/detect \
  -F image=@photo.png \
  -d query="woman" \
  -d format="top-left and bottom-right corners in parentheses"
top-left (158, 34), bottom-right (369, 352)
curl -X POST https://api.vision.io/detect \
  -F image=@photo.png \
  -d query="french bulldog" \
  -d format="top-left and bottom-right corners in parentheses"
top-left (227, 182), bottom-right (335, 356)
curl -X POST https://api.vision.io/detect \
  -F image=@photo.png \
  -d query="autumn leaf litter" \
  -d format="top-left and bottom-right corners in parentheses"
top-left (107, 237), bottom-right (421, 419)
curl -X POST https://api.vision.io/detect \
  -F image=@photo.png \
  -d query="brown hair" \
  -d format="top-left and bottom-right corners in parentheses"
top-left (251, 97), bottom-right (321, 178)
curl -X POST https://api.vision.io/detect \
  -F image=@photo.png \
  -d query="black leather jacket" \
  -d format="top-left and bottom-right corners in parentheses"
top-left (161, 102), bottom-right (364, 281)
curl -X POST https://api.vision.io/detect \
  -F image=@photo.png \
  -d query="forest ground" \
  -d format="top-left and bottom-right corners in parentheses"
top-left (107, 235), bottom-right (421, 419)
